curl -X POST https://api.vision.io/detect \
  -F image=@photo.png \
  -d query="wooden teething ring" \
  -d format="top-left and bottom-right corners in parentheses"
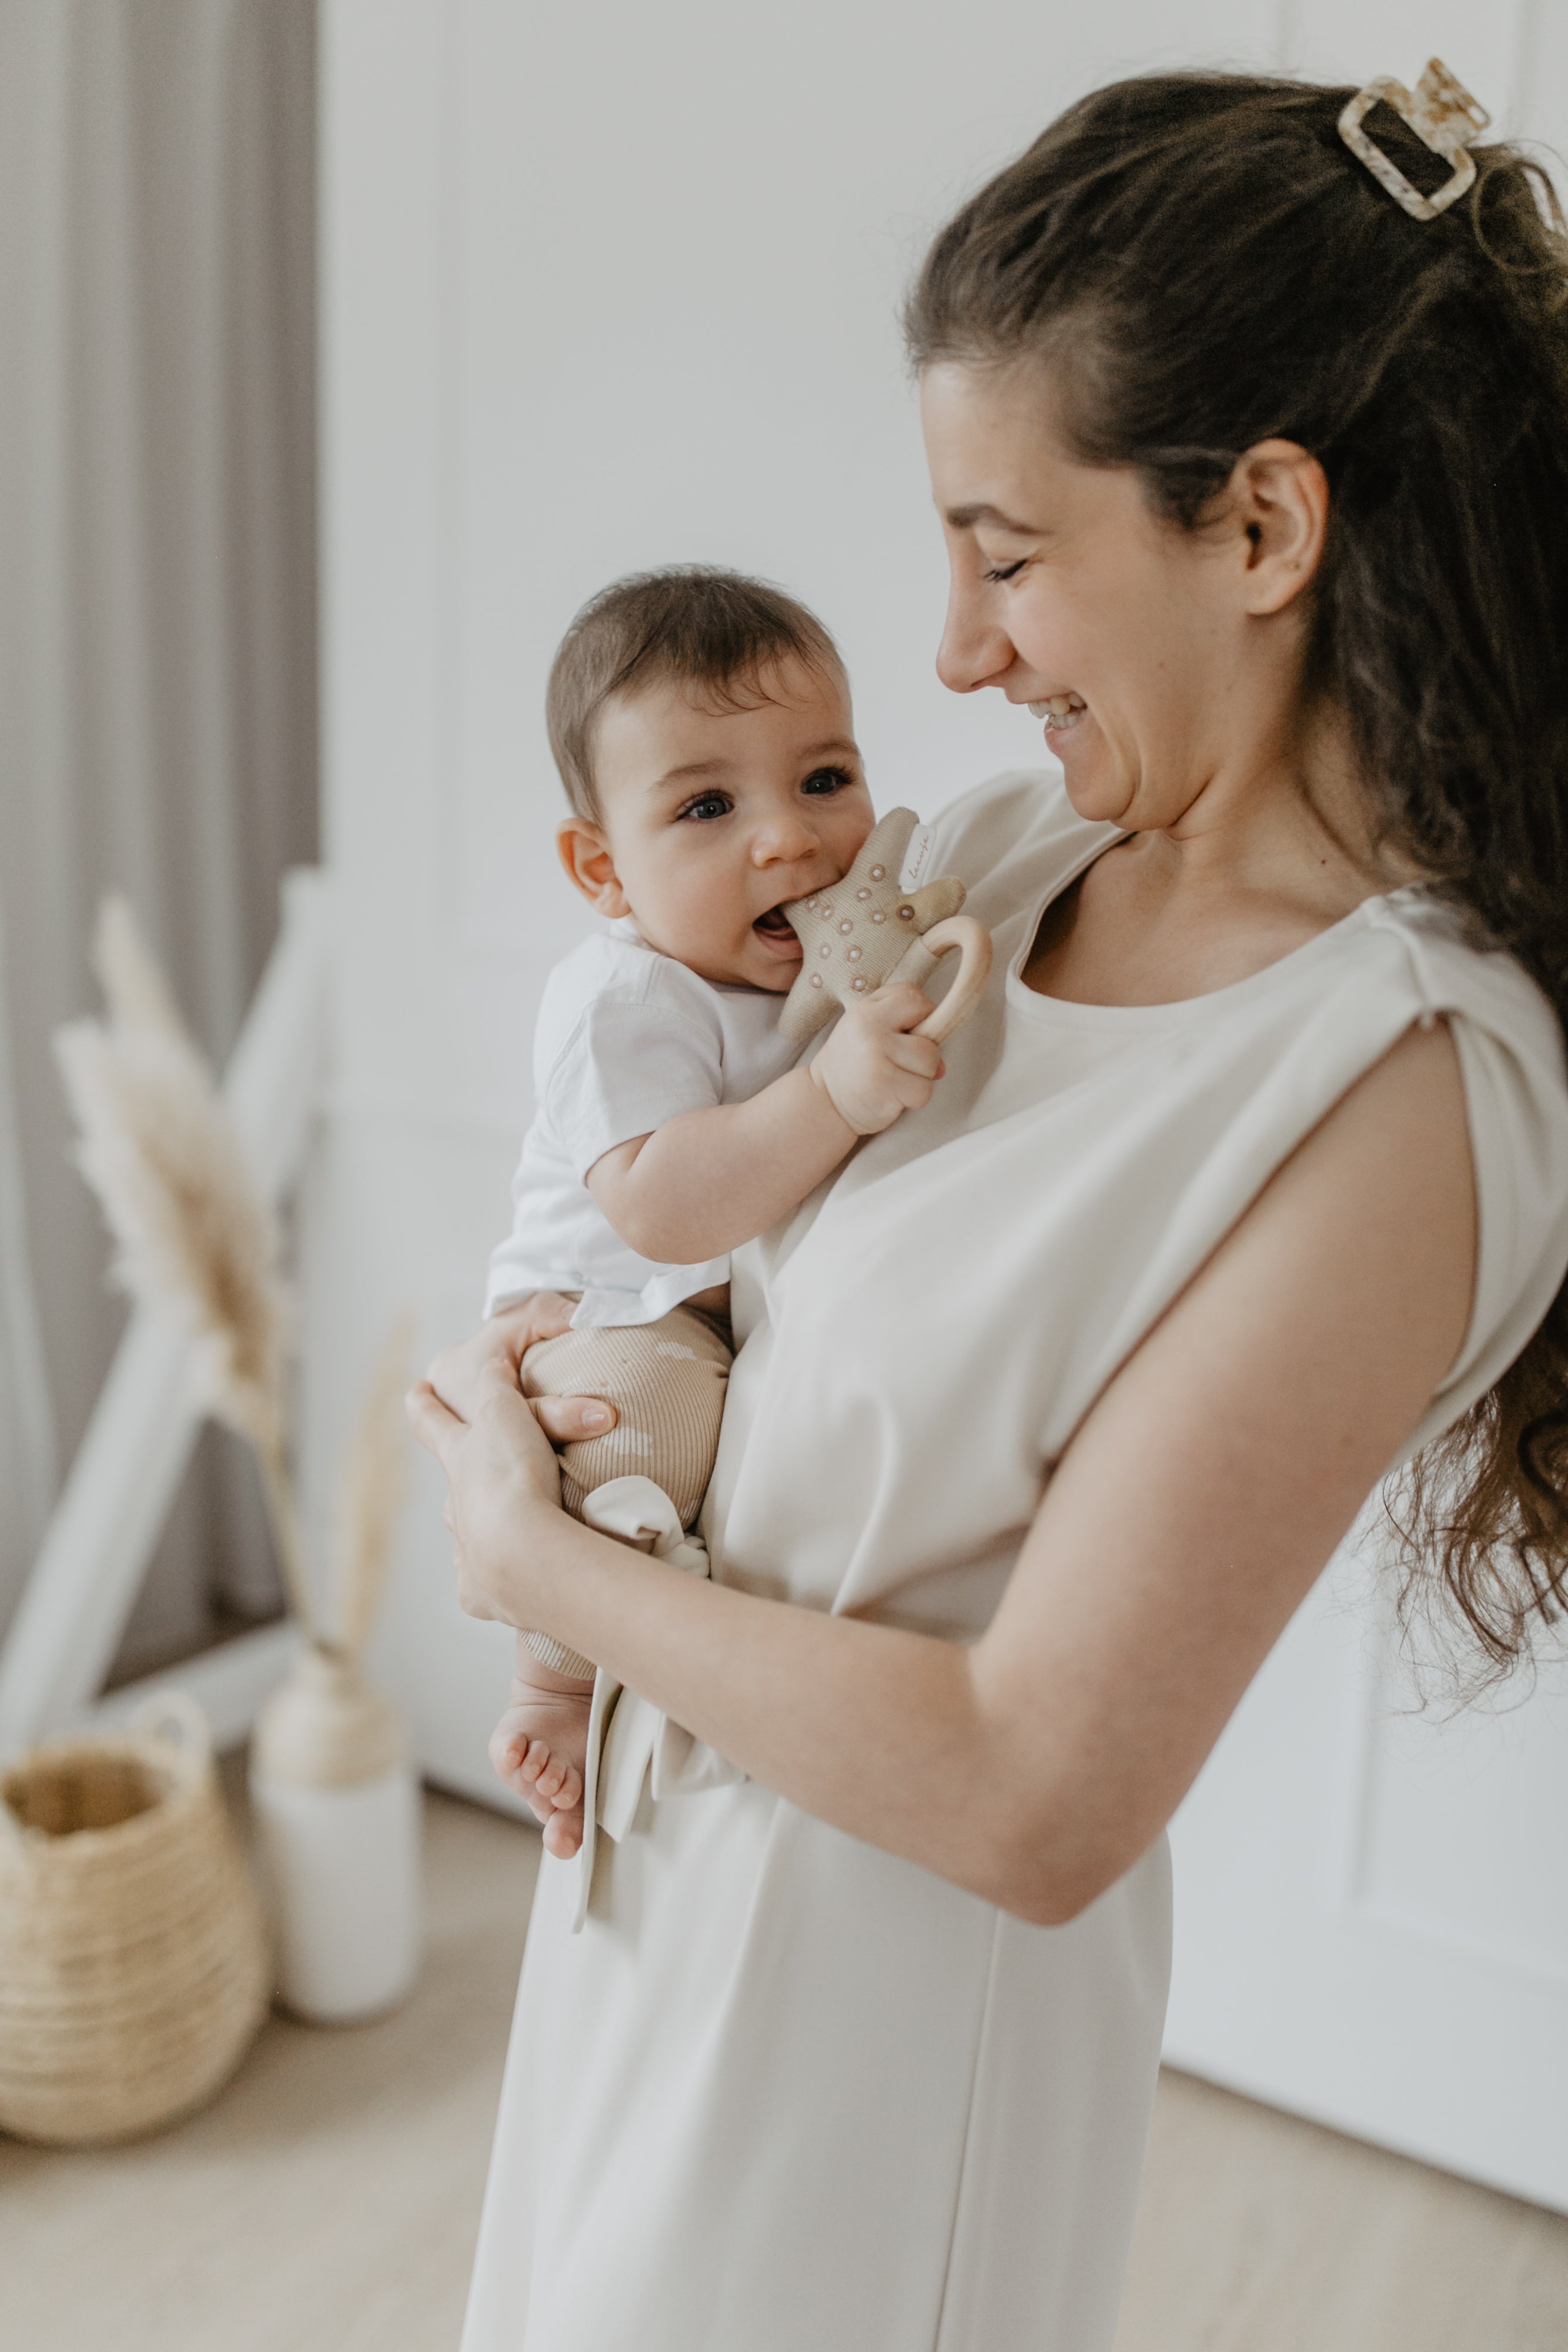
top-left (911, 916), bottom-right (994, 1046)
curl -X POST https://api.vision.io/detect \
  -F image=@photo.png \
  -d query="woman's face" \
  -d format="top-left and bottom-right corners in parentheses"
top-left (921, 360), bottom-right (1316, 834)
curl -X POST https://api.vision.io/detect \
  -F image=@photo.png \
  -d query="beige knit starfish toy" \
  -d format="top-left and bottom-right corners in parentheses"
top-left (780, 807), bottom-right (993, 1047)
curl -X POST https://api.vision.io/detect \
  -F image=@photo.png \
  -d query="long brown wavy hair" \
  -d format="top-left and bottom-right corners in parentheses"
top-left (905, 73), bottom-right (1568, 1684)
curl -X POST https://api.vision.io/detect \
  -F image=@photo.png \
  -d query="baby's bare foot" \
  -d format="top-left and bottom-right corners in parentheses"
top-left (489, 1682), bottom-right (591, 1858)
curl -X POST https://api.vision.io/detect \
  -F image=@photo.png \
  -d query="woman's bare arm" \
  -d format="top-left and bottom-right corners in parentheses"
top-left (410, 1021), bottom-right (1475, 1922)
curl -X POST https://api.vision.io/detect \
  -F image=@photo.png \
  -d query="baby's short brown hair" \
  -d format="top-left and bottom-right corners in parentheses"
top-left (546, 566), bottom-right (844, 823)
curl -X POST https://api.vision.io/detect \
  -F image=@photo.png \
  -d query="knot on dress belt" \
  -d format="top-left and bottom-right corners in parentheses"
top-left (570, 1475), bottom-right (745, 1933)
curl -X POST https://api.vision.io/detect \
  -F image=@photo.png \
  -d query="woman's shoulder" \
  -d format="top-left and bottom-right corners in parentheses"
top-left (1322, 891), bottom-right (1568, 1458)
top-left (925, 768), bottom-right (1115, 926)
top-left (1269, 888), bottom-right (1568, 1201)
top-left (1357, 890), bottom-right (1567, 1080)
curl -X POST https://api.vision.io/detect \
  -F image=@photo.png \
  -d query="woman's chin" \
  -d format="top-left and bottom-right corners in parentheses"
top-left (1049, 723), bottom-right (1134, 827)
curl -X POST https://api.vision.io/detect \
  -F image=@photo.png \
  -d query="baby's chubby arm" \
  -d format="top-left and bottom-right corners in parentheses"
top-left (586, 983), bottom-right (941, 1264)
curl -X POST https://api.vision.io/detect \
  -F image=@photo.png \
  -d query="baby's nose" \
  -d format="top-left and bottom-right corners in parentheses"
top-left (751, 813), bottom-right (820, 865)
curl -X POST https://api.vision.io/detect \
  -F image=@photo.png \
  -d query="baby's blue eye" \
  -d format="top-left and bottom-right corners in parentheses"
top-left (802, 766), bottom-right (854, 796)
top-left (678, 792), bottom-right (733, 823)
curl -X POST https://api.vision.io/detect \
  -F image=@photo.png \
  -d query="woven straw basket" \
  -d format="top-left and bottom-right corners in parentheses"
top-left (0, 1692), bottom-right (269, 2145)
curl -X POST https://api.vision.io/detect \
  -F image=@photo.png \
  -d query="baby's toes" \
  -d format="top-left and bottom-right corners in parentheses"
top-left (549, 1759), bottom-right (583, 1812)
top-left (516, 1738), bottom-right (553, 1789)
top-left (487, 1722), bottom-right (529, 1791)
top-left (531, 1746), bottom-right (570, 1803)
top-left (541, 1800), bottom-right (584, 1860)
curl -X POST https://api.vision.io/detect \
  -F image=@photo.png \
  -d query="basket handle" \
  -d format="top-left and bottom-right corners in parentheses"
top-left (129, 1688), bottom-right (213, 1769)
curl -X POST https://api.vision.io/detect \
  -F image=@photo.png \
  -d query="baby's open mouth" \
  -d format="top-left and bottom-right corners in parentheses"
top-left (753, 905), bottom-right (799, 943)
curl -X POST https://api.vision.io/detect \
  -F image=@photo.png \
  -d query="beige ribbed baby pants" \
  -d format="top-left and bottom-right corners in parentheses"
top-left (517, 1301), bottom-right (731, 1677)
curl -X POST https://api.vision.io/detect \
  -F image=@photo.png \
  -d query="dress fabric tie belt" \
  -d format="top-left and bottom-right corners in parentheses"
top-left (570, 1475), bottom-right (745, 1932)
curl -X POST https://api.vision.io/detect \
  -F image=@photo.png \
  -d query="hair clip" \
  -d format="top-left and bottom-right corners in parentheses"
top-left (1338, 58), bottom-right (1490, 221)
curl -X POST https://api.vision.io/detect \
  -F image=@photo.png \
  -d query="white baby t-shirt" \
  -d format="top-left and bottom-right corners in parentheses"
top-left (486, 923), bottom-right (805, 1329)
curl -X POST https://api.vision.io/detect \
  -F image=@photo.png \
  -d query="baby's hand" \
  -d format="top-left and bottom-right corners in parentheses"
top-left (810, 984), bottom-right (944, 1136)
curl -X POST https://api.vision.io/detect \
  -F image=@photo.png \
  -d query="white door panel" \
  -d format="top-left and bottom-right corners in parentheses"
top-left (1166, 1539), bottom-right (1568, 2208)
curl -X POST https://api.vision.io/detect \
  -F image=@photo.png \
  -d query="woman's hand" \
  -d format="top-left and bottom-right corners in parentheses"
top-left (407, 1294), bottom-right (620, 1626)
top-left (406, 1354), bottom-right (571, 1624)
top-left (420, 1293), bottom-right (618, 1446)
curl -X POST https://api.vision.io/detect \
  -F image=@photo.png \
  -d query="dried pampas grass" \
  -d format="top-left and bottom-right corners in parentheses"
top-left (329, 1318), bottom-right (414, 1658)
top-left (55, 898), bottom-right (316, 1639)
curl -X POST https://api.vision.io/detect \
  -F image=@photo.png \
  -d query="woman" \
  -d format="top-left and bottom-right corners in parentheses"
top-left (412, 75), bottom-right (1568, 2351)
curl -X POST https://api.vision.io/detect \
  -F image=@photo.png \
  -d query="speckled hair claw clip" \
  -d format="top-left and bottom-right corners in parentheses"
top-left (1338, 59), bottom-right (1490, 222)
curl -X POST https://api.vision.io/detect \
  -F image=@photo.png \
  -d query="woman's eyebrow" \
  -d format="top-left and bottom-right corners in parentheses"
top-left (944, 499), bottom-right (1045, 534)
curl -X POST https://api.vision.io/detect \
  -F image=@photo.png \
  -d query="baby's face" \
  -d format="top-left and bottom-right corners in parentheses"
top-left (562, 657), bottom-right (875, 991)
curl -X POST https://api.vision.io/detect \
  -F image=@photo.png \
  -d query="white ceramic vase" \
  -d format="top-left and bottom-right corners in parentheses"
top-left (249, 1646), bottom-right (422, 2023)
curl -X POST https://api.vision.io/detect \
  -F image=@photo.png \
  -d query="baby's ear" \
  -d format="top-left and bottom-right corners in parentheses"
top-left (557, 818), bottom-right (630, 917)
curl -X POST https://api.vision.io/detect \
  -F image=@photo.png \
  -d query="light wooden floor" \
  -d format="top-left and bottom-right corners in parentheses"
top-left (5, 1785), bottom-right (1568, 2352)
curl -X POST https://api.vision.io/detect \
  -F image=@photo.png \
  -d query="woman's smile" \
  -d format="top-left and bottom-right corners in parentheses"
top-left (1029, 693), bottom-right (1088, 734)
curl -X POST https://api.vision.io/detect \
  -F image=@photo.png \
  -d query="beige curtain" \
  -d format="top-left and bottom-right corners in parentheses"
top-left (0, 0), bottom-right (317, 1671)
top-left (0, 886), bottom-right (56, 1626)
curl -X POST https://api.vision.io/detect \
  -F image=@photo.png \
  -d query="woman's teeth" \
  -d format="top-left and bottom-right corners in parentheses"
top-left (1028, 694), bottom-right (1087, 730)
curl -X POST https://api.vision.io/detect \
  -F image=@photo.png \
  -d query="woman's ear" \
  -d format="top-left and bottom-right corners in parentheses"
top-left (557, 818), bottom-right (631, 918)
top-left (1230, 439), bottom-right (1329, 616)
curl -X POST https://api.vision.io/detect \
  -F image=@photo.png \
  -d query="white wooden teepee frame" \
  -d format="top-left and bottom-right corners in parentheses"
top-left (0, 869), bottom-right (332, 1760)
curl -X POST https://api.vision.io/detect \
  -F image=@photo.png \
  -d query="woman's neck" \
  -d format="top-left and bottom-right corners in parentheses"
top-left (1026, 709), bottom-right (1405, 1008)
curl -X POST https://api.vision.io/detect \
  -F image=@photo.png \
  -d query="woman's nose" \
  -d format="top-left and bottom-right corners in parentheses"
top-left (936, 580), bottom-right (1016, 696)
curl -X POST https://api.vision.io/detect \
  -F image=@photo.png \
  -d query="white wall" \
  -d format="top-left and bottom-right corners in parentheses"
top-left (316, 0), bottom-right (1568, 2197)
top-left (320, 0), bottom-right (1563, 1144)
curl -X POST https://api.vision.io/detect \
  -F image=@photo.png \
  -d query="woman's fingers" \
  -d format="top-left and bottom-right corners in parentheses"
top-left (423, 1330), bottom-right (505, 1406)
top-left (423, 1292), bottom-right (579, 1422)
top-left (474, 1361), bottom-right (569, 1455)
top-left (422, 1295), bottom-right (615, 1445)
top-left (487, 1291), bottom-right (578, 1358)
top-left (532, 1392), bottom-right (618, 1445)
top-left (483, 1301), bottom-right (616, 1442)
top-left (405, 1377), bottom-right (464, 1466)
top-left (468, 1335), bottom-right (618, 1446)
top-left (417, 1351), bottom-right (616, 1452)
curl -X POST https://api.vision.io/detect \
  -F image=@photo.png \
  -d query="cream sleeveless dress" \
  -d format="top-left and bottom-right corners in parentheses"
top-left (462, 772), bottom-right (1568, 2352)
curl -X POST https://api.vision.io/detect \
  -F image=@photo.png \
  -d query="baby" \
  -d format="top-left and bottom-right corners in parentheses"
top-left (484, 566), bottom-right (946, 1845)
